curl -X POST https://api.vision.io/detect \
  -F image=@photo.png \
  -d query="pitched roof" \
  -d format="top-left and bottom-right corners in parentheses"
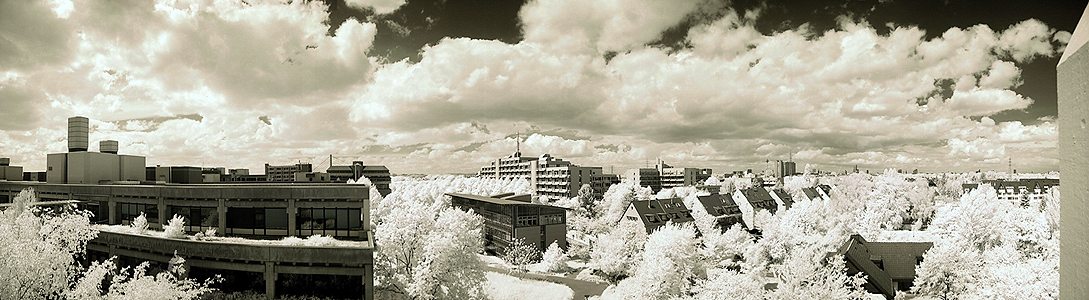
top-left (446, 193), bottom-right (554, 207)
top-left (771, 189), bottom-right (793, 209)
top-left (696, 193), bottom-right (739, 217)
top-left (801, 187), bottom-right (823, 200)
top-left (627, 198), bottom-right (695, 233)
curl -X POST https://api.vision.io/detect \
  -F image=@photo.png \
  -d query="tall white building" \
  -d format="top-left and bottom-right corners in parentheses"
top-left (625, 158), bottom-right (712, 192)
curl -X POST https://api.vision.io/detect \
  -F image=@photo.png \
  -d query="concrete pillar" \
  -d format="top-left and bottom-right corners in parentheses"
top-left (288, 199), bottom-right (297, 237)
top-left (264, 262), bottom-right (277, 299)
top-left (363, 263), bottom-right (373, 300)
top-left (217, 199), bottom-right (227, 235)
top-left (108, 199), bottom-right (117, 225)
top-left (158, 197), bottom-right (167, 226)
top-left (1058, 5), bottom-right (1089, 299)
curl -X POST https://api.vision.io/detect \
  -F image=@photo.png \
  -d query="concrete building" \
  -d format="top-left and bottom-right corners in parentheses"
top-left (447, 193), bottom-right (567, 253)
top-left (774, 160), bottom-right (796, 183)
top-left (1058, 4), bottom-right (1089, 298)
top-left (145, 166), bottom-right (202, 184)
top-left (201, 167), bottom-right (226, 183)
top-left (696, 193), bottom-right (744, 231)
top-left (47, 118), bottom-right (146, 184)
top-left (0, 158), bottom-right (23, 181)
top-left (23, 171), bottom-right (47, 182)
top-left (479, 152), bottom-right (618, 200)
top-left (620, 198), bottom-right (695, 234)
top-left (326, 162), bottom-right (392, 196)
top-left (625, 168), bottom-right (661, 192)
top-left (295, 171), bottom-right (330, 182)
top-left (1, 181), bottom-right (373, 299)
top-left (625, 159), bottom-right (711, 192)
top-left (265, 163), bottom-right (312, 182)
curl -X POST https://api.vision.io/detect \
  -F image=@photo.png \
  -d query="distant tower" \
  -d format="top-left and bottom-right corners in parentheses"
top-left (68, 116), bottom-right (89, 152)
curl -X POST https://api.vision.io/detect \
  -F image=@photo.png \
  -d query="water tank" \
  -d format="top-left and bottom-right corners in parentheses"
top-left (68, 116), bottom-right (89, 152)
top-left (100, 140), bottom-right (118, 154)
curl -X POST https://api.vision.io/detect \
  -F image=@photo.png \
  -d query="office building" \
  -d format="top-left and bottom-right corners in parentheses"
top-left (329, 162), bottom-right (392, 196)
top-left (295, 171), bottom-right (330, 182)
top-left (774, 160), bottom-right (796, 183)
top-left (478, 152), bottom-right (618, 200)
top-left (1059, 4), bottom-right (1089, 297)
top-left (146, 166), bottom-right (202, 184)
top-left (265, 163), bottom-right (313, 182)
top-left (620, 198), bottom-right (695, 234)
top-left (22, 171), bottom-right (47, 182)
top-left (625, 158), bottom-right (712, 192)
top-left (447, 192), bottom-right (567, 253)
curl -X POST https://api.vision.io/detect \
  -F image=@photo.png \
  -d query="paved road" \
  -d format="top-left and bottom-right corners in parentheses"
top-left (482, 265), bottom-right (610, 299)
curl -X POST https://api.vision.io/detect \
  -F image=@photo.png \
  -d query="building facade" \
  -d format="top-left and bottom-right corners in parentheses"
top-left (447, 193), bottom-right (567, 254)
top-left (1058, 4), bottom-right (1089, 298)
top-left (620, 198), bottom-right (695, 234)
top-left (265, 163), bottom-right (313, 182)
top-left (478, 152), bottom-right (617, 200)
top-left (625, 159), bottom-right (711, 192)
top-left (1, 181), bottom-right (374, 299)
top-left (961, 179), bottom-right (1059, 205)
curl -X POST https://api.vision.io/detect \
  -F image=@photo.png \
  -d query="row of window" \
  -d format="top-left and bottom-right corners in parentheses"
top-left (644, 210), bottom-right (692, 223)
top-left (119, 203), bottom-right (159, 224)
top-left (118, 205), bottom-right (362, 234)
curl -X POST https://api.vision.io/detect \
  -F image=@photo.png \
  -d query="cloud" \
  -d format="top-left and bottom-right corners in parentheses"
top-left (344, 0), bottom-right (406, 14)
top-left (519, 0), bottom-right (702, 53)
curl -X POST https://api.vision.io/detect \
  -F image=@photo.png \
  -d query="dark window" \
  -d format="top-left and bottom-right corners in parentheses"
top-left (227, 208), bottom-right (255, 229)
top-left (266, 208), bottom-right (288, 229)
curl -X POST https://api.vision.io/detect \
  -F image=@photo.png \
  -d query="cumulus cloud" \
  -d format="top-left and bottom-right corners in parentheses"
top-left (519, 0), bottom-right (702, 53)
top-left (344, 0), bottom-right (406, 14)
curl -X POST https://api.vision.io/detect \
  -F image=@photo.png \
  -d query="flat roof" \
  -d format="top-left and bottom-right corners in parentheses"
top-left (447, 192), bottom-right (557, 207)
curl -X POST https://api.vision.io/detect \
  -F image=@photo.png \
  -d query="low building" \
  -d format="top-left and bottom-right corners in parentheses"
top-left (696, 193), bottom-right (744, 231)
top-left (1, 158), bottom-right (23, 181)
top-left (829, 233), bottom-right (933, 299)
top-left (294, 171), bottom-right (330, 182)
top-left (1, 181), bottom-right (374, 299)
top-left (146, 166), bottom-right (202, 184)
top-left (620, 198), bottom-right (695, 234)
top-left (328, 162), bottom-right (393, 196)
top-left (768, 189), bottom-right (794, 210)
top-left (800, 184), bottom-right (833, 201)
top-left (962, 179), bottom-right (1059, 205)
top-left (733, 187), bottom-right (778, 229)
top-left (23, 171), bottom-right (47, 182)
top-left (447, 193), bottom-right (568, 254)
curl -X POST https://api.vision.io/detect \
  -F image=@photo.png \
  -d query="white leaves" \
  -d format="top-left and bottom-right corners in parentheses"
top-left (130, 212), bottom-right (149, 235)
top-left (162, 214), bottom-right (186, 239)
top-left (541, 241), bottom-right (568, 273)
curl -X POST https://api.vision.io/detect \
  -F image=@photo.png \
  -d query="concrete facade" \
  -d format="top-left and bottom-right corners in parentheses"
top-left (479, 152), bottom-right (617, 200)
top-left (0, 181), bottom-right (374, 298)
top-left (265, 163), bottom-right (313, 182)
top-left (1058, 4), bottom-right (1089, 299)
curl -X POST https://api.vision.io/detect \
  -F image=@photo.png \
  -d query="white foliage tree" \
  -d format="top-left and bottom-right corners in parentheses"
top-left (603, 223), bottom-right (703, 300)
top-left (504, 237), bottom-right (541, 273)
top-left (540, 241), bottom-right (568, 273)
top-left (590, 220), bottom-right (647, 283)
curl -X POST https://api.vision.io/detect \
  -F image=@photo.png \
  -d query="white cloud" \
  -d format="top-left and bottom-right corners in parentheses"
top-left (344, 0), bottom-right (406, 14)
top-left (519, 0), bottom-right (702, 53)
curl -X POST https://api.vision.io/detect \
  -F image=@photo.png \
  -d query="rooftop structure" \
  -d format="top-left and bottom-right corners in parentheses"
top-left (830, 233), bottom-right (934, 299)
top-left (47, 117), bottom-right (146, 184)
top-left (620, 198), bottom-right (695, 234)
top-left (447, 192), bottom-right (567, 254)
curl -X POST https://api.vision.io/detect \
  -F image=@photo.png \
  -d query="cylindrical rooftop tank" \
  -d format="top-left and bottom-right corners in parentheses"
top-left (68, 116), bottom-right (89, 152)
top-left (100, 140), bottom-right (118, 154)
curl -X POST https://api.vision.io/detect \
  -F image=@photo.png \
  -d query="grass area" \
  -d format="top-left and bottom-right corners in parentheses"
top-left (484, 272), bottom-right (573, 300)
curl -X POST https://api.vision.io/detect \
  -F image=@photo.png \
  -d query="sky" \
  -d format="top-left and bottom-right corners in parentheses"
top-left (1, 0), bottom-right (1086, 175)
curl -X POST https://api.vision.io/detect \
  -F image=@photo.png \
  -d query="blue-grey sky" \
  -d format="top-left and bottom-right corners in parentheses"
top-left (2, 0), bottom-right (1085, 174)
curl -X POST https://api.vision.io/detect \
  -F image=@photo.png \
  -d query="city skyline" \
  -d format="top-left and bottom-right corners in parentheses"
top-left (3, 0), bottom-right (1086, 175)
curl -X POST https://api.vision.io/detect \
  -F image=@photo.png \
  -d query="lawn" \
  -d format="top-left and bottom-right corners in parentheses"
top-left (484, 271), bottom-right (574, 300)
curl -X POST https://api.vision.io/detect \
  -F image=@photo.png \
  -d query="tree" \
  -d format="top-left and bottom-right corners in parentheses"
top-left (374, 201), bottom-right (487, 300)
top-left (0, 187), bottom-right (213, 300)
top-left (575, 184), bottom-right (598, 218)
top-left (540, 241), bottom-right (568, 272)
top-left (591, 220), bottom-right (647, 283)
top-left (604, 223), bottom-right (703, 299)
top-left (504, 237), bottom-right (541, 273)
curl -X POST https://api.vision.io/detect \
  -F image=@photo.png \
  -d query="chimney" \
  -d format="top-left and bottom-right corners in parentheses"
top-left (100, 140), bottom-right (118, 154)
top-left (68, 116), bottom-right (89, 152)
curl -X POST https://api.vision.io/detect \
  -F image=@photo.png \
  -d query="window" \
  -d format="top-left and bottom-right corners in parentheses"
top-left (297, 208), bottom-right (363, 238)
top-left (119, 203), bottom-right (158, 224)
top-left (540, 214), bottom-right (563, 225)
top-left (169, 206), bottom-right (218, 233)
top-left (658, 213), bottom-right (669, 221)
top-left (644, 214), bottom-right (658, 223)
top-left (517, 216), bottom-right (539, 227)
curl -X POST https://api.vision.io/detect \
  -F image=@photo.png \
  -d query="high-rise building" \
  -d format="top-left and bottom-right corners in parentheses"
top-left (1057, 5), bottom-right (1087, 297)
top-left (478, 152), bottom-right (618, 200)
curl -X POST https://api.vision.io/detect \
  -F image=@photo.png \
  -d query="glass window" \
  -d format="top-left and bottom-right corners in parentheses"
top-left (337, 209), bottom-right (349, 230)
top-left (145, 204), bottom-right (159, 224)
top-left (266, 208), bottom-right (288, 229)
top-left (349, 209), bottom-right (361, 230)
